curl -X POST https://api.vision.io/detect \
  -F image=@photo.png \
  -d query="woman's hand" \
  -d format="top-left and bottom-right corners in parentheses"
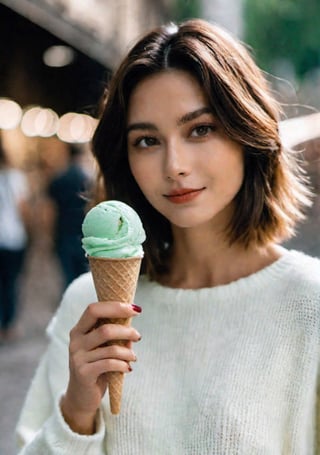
top-left (60, 301), bottom-right (142, 434)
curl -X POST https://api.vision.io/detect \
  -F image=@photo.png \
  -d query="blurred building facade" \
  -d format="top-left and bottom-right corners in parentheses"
top-left (200, 0), bottom-right (244, 37)
top-left (0, 0), bottom-right (172, 68)
top-left (0, 0), bottom-right (174, 117)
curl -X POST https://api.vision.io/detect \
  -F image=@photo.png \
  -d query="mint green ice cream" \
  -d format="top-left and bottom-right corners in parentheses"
top-left (82, 200), bottom-right (146, 258)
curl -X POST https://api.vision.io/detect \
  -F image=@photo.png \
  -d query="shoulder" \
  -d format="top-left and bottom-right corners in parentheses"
top-left (279, 251), bottom-right (320, 323)
top-left (285, 250), bottom-right (320, 289)
top-left (47, 272), bottom-right (96, 342)
top-left (63, 271), bottom-right (96, 304)
top-left (277, 251), bottom-right (320, 343)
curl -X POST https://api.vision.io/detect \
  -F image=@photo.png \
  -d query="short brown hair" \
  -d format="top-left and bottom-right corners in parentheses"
top-left (92, 19), bottom-right (312, 278)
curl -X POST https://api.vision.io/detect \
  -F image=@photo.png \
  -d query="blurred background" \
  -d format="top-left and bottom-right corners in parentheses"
top-left (0, 1), bottom-right (319, 453)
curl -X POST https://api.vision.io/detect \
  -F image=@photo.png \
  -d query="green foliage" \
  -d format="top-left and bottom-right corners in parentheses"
top-left (244, 0), bottom-right (320, 79)
top-left (171, 0), bottom-right (201, 22)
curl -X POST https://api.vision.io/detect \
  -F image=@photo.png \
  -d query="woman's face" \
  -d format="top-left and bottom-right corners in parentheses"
top-left (127, 69), bottom-right (244, 230)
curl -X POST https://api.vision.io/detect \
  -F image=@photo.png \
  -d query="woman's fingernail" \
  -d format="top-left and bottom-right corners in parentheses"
top-left (131, 304), bottom-right (142, 313)
top-left (128, 364), bottom-right (133, 372)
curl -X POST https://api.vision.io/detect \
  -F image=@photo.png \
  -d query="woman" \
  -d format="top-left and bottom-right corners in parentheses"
top-left (16, 19), bottom-right (320, 454)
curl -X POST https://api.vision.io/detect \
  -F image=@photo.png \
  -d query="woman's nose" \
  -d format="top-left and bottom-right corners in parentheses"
top-left (164, 140), bottom-right (191, 180)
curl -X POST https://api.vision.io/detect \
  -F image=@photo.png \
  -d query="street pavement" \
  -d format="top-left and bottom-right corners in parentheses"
top-left (0, 239), bottom-right (63, 455)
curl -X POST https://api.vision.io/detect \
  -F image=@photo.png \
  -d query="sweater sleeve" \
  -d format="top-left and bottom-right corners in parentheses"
top-left (15, 273), bottom-right (107, 454)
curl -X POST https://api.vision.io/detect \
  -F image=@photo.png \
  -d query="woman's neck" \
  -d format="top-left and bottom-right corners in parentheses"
top-left (158, 227), bottom-right (283, 289)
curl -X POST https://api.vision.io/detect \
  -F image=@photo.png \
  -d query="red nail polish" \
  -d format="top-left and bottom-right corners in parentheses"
top-left (128, 365), bottom-right (133, 372)
top-left (131, 304), bottom-right (142, 313)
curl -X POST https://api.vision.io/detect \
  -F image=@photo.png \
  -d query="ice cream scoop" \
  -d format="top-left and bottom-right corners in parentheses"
top-left (82, 200), bottom-right (145, 258)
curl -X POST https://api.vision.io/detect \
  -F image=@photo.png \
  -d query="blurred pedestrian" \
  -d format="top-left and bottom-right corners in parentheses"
top-left (46, 144), bottom-right (90, 289)
top-left (0, 138), bottom-right (31, 342)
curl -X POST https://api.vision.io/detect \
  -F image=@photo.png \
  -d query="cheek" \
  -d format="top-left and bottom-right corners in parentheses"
top-left (214, 151), bottom-right (244, 198)
top-left (129, 161), bottom-right (161, 213)
top-left (128, 153), bottom-right (139, 179)
top-left (230, 156), bottom-right (244, 184)
top-left (226, 148), bottom-right (244, 181)
top-left (128, 155), bottom-right (151, 194)
top-left (208, 149), bottom-right (244, 183)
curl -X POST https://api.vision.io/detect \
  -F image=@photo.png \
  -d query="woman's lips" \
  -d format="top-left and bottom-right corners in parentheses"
top-left (164, 188), bottom-right (205, 204)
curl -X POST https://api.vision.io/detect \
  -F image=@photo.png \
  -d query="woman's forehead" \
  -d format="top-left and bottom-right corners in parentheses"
top-left (127, 70), bottom-right (210, 123)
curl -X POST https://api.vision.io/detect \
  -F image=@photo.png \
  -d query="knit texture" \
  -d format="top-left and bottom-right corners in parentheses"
top-left (16, 249), bottom-right (320, 454)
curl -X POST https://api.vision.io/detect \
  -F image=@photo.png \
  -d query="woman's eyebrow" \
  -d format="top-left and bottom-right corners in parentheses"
top-left (177, 107), bottom-right (212, 125)
top-left (127, 122), bottom-right (157, 134)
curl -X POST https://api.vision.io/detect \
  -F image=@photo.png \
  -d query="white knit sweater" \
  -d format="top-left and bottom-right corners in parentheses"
top-left (16, 249), bottom-right (320, 454)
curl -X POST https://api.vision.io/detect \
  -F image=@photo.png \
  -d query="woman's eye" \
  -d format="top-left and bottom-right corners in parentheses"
top-left (133, 136), bottom-right (159, 148)
top-left (191, 124), bottom-right (214, 137)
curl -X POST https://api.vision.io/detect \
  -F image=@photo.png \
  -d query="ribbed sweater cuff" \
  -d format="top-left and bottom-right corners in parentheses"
top-left (43, 394), bottom-right (105, 453)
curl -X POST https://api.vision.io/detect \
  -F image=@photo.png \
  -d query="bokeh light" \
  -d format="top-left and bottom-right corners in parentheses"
top-left (43, 45), bottom-right (75, 67)
top-left (57, 112), bottom-right (97, 143)
top-left (0, 98), bottom-right (22, 129)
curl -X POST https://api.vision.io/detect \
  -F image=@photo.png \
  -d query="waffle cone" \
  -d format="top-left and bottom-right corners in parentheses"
top-left (88, 255), bottom-right (142, 414)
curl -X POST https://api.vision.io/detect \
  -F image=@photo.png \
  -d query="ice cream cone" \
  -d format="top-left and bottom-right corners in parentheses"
top-left (88, 255), bottom-right (142, 414)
